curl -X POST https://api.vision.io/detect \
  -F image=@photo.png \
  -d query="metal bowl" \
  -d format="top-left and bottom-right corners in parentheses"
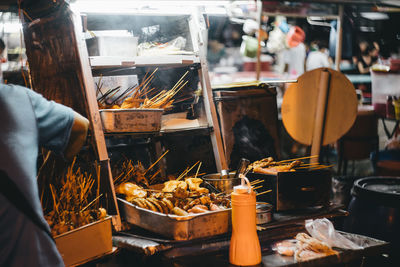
top-left (202, 172), bottom-right (241, 193)
top-left (256, 203), bottom-right (273, 225)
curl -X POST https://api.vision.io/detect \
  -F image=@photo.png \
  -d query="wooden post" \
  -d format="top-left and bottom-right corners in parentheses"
top-left (335, 4), bottom-right (344, 71)
top-left (256, 0), bottom-right (263, 81)
top-left (192, 8), bottom-right (228, 171)
top-left (310, 69), bottom-right (331, 164)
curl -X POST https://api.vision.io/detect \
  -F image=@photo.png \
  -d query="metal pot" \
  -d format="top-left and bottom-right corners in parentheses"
top-left (344, 177), bottom-right (400, 251)
top-left (256, 203), bottom-right (273, 225)
top-left (202, 172), bottom-right (241, 194)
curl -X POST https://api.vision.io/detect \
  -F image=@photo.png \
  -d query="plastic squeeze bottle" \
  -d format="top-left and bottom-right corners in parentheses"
top-left (229, 175), bottom-right (261, 266)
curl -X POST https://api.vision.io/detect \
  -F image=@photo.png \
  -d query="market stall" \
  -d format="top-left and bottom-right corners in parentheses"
top-left (2, 0), bottom-right (398, 266)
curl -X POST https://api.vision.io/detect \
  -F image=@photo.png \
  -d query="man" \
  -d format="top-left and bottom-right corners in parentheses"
top-left (306, 42), bottom-right (332, 71)
top-left (0, 84), bottom-right (89, 266)
top-left (283, 26), bottom-right (306, 77)
top-left (283, 42), bottom-right (306, 76)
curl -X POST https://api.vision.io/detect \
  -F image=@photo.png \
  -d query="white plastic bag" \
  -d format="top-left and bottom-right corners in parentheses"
top-left (305, 218), bottom-right (363, 250)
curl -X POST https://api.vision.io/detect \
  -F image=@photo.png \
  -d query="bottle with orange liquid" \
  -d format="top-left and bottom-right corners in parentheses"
top-left (229, 175), bottom-right (261, 266)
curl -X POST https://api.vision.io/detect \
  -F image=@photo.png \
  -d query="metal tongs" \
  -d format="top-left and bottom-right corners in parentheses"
top-left (234, 158), bottom-right (250, 179)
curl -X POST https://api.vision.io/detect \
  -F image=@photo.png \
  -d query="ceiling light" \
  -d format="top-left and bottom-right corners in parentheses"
top-left (360, 12), bottom-right (389, 20)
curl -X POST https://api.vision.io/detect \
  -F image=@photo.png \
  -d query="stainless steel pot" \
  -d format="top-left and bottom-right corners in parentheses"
top-left (256, 203), bottom-right (273, 225)
top-left (202, 172), bottom-right (241, 193)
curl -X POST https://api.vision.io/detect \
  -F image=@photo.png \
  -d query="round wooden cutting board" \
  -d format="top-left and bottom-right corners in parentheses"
top-left (281, 68), bottom-right (358, 146)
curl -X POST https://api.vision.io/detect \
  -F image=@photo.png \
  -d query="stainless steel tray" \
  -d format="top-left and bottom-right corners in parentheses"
top-left (118, 198), bottom-right (231, 240)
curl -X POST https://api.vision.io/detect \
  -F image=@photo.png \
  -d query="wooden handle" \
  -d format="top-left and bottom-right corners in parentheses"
top-left (311, 69), bottom-right (331, 164)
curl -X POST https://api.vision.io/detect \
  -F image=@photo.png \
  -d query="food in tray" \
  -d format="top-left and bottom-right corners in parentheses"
top-left (249, 157), bottom-right (302, 175)
top-left (275, 233), bottom-right (337, 262)
top-left (274, 240), bottom-right (297, 257)
top-left (248, 156), bottom-right (332, 175)
top-left (295, 233), bottom-right (337, 262)
top-left (43, 160), bottom-right (107, 236)
top-left (137, 36), bottom-right (188, 56)
top-left (97, 68), bottom-right (189, 110)
top-left (117, 178), bottom-right (230, 216)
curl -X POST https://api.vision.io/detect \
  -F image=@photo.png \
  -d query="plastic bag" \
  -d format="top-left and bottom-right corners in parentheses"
top-left (305, 218), bottom-right (363, 250)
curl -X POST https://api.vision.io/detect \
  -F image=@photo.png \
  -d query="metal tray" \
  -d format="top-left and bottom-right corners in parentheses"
top-left (54, 217), bottom-right (113, 266)
top-left (99, 108), bottom-right (163, 133)
top-left (118, 198), bottom-right (231, 240)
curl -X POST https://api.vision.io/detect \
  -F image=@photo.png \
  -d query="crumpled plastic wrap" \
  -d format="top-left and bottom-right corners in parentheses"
top-left (305, 218), bottom-right (363, 250)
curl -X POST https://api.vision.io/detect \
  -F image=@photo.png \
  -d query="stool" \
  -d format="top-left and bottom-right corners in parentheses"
top-left (376, 160), bottom-right (400, 176)
top-left (337, 106), bottom-right (378, 175)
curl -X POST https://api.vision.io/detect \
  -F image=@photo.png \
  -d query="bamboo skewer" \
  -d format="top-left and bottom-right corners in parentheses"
top-left (308, 164), bottom-right (334, 170)
top-left (250, 180), bottom-right (263, 186)
top-left (194, 162), bottom-right (202, 179)
top-left (256, 189), bottom-right (272, 196)
top-left (277, 155), bottom-right (318, 163)
top-left (144, 150), bottom-right (169, 175)
top-left (177, 161), bottom-right (200, 181)
top-left (252, 185), bottom-right (263, 191)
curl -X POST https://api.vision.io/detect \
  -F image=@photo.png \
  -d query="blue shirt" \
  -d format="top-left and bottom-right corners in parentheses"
top-left (0, 84), bottom-right (74, 266)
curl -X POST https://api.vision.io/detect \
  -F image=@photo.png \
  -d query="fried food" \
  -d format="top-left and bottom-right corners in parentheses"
top-left (250, 158), bottom-right (302, 175)
top-left (294, 233), bottom-right (337, 262)
top-left (173, 187), bottom-right (189, 199)
top-left (162, 180), bottom-right (188, 192)
top-left (172, 207), bottom-right (189, 216)
top-left (209, 203), bottom-right (223, 211)
top-left (147, 197), bottom-right (164, 213)
top-left (188, 205), bottom-right (209, 214)
top-left (120, 97), bottom-right (142, 109)
top-left (162, 198), bottom-right (174, 212)
top-left (185, 178), bottom-right (209, 194)
top-left (121, 178), bottom-right (230, 216)
top-left (116, 182), bottom-right (142, 195)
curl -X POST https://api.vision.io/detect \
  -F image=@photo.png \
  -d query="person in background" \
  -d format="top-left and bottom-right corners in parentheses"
top-left (353, 39), bottom-right (368, 66)
top-left (357, 44), bottom-right (378, 74)
top-left (283, 26), bottom-right (306, 77)
top-left (0, 38), bottom-right (6, 83)
top-left (0, 84), bottom-right (89, 266)
top-left (207, 39), bottom-right (226, 68)
top-left (283, 41), bottom-right (306, 77)
top-left (306, 41), bottom-right (332, 71)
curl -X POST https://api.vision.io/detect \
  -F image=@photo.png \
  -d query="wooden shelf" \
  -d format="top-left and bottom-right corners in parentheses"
top-left (90, 55), bottom-right (199, 69)
top-left (161, 112), bottom-right (209, 133)
top-left (101, 112), bottom-right (210, 135)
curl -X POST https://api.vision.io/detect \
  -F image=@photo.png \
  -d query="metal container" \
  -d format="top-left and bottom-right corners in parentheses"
top-left (256, 203), bottom-right (273, 225)
top-left (247, 169), bottom-right (332, 211)
top-left (344, 177), bottom-right (400, 253)
top-left (202, 172), bottom-right (241, 194)
top-left (86, 30), bottom-right (138, 57)
top-left (118, 198), bottom-right (231, 240)
top-left (54, 217), bottom-right (112, 267)
top-left (100, 108), bottom-right (163, 133)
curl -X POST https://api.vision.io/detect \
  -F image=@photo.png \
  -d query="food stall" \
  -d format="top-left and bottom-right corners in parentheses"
top-left (3, 0), bottom-right (398, 266)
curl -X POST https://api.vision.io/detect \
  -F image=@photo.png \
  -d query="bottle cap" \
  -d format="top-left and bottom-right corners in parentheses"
top-left (233, 174), bottom-right (252, 194)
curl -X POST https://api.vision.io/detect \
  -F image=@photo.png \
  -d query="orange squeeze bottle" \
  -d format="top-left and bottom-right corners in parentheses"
top-left (229, 175), bottom-right (261, 266)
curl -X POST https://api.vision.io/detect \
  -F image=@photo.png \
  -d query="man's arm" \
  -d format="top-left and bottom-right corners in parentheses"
top-left (63, 112), bottom-right (89, 161)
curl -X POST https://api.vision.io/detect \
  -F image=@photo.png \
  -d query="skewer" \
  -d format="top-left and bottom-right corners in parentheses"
top-left (250, 180), bottom-right (264, 186)
top-left (277, 155), bottom-right (318, 163)
top-left (177, 161), bottom-right (200, 180)
top-left (252, 185), bottom-right (263, 191)
top-left (144, 150), bottom-right (169, 175)
top-left (81, 194), bottom-right (103, 212)
top-left (256, 189), bottom-right (272, 196)
top-left (194, 162), bottom-right (202, 179)
top-left (309, 164), bottom-right (334, 170)
top-left (295, 165), bottom-right (324, 169)
top-left (298, 162), bottom-right (320, 166)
